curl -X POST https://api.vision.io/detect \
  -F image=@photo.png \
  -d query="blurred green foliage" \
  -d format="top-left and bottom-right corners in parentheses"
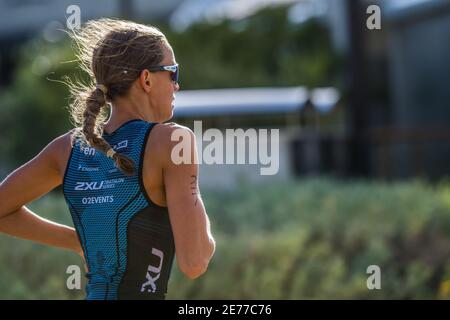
top-left (164, 7), bottom-right (342, 89)
top-left (0, 6), bottom-right (341, 171)
top-left (1, 178), bottom-right (449, 299)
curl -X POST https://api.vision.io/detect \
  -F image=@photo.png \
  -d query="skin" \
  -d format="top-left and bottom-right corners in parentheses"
top-left (0, 43), bottom-right (215, 279)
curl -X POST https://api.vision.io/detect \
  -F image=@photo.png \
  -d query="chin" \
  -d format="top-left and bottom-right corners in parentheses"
top-left (168, 105), bottom-right (174, 117)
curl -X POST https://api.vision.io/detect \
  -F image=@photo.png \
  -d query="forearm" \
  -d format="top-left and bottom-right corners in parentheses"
top-left (0, 206), bottom-right (81, 254)
top-left (196, 198), bottom-right (216, 258)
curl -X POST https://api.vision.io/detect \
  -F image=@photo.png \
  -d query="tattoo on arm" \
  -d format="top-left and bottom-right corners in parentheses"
top-left (190, 175), bottom-right (199, 206)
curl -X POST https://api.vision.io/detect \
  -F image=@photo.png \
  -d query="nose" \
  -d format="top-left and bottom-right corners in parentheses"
top-left (174, 82), bottom-right (180, 92)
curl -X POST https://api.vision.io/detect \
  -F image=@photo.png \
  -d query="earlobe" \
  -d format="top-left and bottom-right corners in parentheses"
top-left (144, 79), bottom-right (152, 93)
top-left (140, 70), bottom-right (152, 93)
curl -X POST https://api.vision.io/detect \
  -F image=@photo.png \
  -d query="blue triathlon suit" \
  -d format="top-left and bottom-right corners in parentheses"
top-left (63, 119), bottom-right (175, 300)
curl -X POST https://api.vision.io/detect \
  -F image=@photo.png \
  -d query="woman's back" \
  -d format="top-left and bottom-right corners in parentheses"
top-left (63, 119), bottom-right (174, 299)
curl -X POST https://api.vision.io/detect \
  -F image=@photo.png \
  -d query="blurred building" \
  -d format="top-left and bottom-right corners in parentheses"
top-left (0, 0), bottom-right (181, 40)
top-left (275, 0), bottom-right (450, 181)
top-left (377, 0), bottom-right (450, 179)
top-left (169, 0), bottom-right (301, 32)
top-left (173, 86), bottom-right (343, 188)
top-left (173, 0), bottom-right (450, 182)
top-left (347, 0), bottom-right (450, 180)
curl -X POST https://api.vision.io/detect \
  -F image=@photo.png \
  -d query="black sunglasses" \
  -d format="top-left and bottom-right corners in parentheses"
top-left (147, 64), bottom-right (179, 83)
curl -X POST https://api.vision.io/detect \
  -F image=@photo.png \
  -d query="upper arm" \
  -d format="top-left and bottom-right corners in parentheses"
top-left (0, 132), bottom-right (71, 218)
top-left (155, 123), bottom-right (213, 274)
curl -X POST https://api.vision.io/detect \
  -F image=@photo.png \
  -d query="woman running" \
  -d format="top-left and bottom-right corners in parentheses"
top-left (0, 18), bottom-right (215, 300)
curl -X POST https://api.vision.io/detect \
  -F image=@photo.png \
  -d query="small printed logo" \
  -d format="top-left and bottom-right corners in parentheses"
top-left (77, 165), bottom-right (99, 172)
top-left (82, 195), bottom-right (114, 205)
top-left (113, 140), bottom-right (128, 151)
top-left (75, 181), bottom-right (103, 191)
top-left (74, 178), bottom-right (125, 191)
top-left (141, 248), bottom-right (164, 293)
top-left (82, 147), bottom-right (96, 156)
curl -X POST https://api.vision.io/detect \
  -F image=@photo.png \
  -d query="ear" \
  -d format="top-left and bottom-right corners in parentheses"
top-left (139, 69), bottom-right (153, 93)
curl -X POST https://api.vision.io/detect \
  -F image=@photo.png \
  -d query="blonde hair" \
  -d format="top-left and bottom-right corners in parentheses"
top-left (66, 18), bottom-right (169, 176)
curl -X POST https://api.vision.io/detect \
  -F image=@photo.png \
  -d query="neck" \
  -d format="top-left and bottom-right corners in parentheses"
top-left (105, 92), bottom-right (157, 131)
top-left (103, 105), bottom-right (142, 131)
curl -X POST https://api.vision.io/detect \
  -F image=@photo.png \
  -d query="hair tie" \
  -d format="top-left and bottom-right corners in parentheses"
top-left (106, 148), bottom-right (116, 158)
top-left (96, 84), bottom-right (108, 95)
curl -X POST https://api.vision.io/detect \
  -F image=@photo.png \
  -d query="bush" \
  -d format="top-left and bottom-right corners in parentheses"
top-left (165, 178), bottom-right (450, 299)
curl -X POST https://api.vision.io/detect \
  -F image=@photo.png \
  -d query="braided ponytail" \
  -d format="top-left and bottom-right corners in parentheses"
top-left (82, 85), bottom-right (136, 176)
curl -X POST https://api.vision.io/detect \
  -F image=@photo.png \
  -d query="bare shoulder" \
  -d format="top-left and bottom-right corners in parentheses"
top-left (150, 122), bottom-right (194, 143)
top-left (45, 129), bottom-right (77, 177)
top-left (146, 122), bottom-right (195, 164)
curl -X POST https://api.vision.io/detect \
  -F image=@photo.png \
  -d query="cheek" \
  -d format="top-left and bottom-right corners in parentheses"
top-left (154, 85), bottom-right (174, 111)
top-left (153, 82), bottom-right (172, 99)
top-left (163, 84), bottom-right (174, 101)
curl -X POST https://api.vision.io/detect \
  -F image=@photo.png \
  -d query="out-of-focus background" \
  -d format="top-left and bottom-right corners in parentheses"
top-left (0, 0), bottom-right (450, 299)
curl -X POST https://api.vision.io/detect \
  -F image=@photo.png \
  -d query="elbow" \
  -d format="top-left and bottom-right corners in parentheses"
top-left (0, 206), bottom-right (19, 222)
top-left (179, 240), bottom-right (216, 280)
top-left (180, 263), bottom-right (208, 280)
